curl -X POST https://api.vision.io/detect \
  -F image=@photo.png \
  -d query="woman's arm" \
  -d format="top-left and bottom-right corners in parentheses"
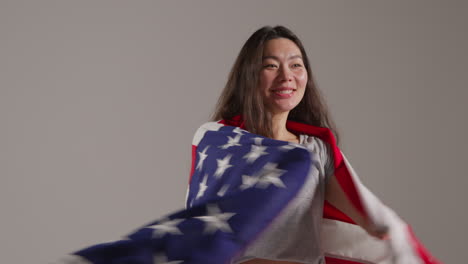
top-left (325, 174), bottom-right (389, 240)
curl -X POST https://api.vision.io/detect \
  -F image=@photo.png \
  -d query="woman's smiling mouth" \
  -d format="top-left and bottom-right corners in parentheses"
top-left (271, 87), bottom-right (297, 98)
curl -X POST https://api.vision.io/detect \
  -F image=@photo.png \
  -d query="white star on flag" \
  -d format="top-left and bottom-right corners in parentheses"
top-left (243, 145), bottom-right (268, 163)
top-left (195, 204), bottom-right (236, 234)
top-left (214, 154), bottom-right (233, 178)
top-left (217, 184), bottom-right (230, 197)
top-left (220, 134), bottom-right (242, 149)
top-left (147, 218), bottom-right (184, 238)
top-left (196, 174), bottom-right (209, 199)
top-left (233, 127), bottom-right (246, 135)
top-left (153, 252), bottom-right (183, 264)
top-left (256, 162), bottom-right (287, 189)
top-left (240, 174), bottom-right (260, 190)
top-left (252, 137), bottom-right (263, 145)
top-left (239, 163), bottom-right (286, 190)
top-left (196, 146), bottom-right (209, 170)
top-left (279, 144), bottom-right (295, 151)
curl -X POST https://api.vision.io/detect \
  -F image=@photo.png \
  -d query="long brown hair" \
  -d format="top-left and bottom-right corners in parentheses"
top-left (212, 25), bottom-right (340, 146)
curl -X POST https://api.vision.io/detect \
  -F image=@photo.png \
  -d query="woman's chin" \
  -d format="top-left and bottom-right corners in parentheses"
top-left (268, 104), bottom-right (299, 116)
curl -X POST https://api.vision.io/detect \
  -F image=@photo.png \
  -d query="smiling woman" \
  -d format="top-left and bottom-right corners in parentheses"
top-left (211, 25), bottom-right (347, 264)
top-left (209, 25), bottom-right (439, 264)
top-left (259, 38), bottom-right (308, 119)
top-left (212, 26), bottom-right (339, 146)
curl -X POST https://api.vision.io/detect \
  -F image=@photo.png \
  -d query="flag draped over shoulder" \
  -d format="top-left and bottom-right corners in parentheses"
top-left (54, 118), bottom-right (442, 264)
top-left (219, 116), bottom-right (441, 264)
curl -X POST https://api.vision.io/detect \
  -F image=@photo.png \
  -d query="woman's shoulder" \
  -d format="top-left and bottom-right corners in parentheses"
top-left (299, 134), bottom-right (330, 156)
top-left (192, 120), bottom-right (249, 145)
top-left (191, 121), bottom-right (224, 145)
top-left (299, 134), bottom-right (327, 148)
top-left (299, 134), bottom-right (335, 176)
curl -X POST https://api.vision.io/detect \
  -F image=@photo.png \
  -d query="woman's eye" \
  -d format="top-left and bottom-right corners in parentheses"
top-left (264, 64), bottom-right (277, 68)
top-left (292, 63), bottom-right (303, 68)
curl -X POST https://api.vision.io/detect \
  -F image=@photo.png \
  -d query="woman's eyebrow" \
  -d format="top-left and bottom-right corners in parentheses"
top-left (262, 55), bottom-right (303, 60)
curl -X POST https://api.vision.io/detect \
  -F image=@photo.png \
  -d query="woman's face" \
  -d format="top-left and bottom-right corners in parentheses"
top-left (258, 38), bottom-right (308, 115)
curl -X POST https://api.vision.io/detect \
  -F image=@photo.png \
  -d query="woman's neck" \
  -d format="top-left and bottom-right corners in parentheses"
top-left (271, 112), bottom-right (298, 143)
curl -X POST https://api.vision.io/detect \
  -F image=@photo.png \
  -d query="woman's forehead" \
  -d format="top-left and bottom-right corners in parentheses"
top-left (262, 54), bottom-right (303, 61)
top-left (263, 38), bottom-right (302, 59)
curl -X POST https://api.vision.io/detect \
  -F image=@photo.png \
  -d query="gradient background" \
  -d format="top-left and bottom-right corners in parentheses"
top-left (1, 1), bottom-right (466, 263)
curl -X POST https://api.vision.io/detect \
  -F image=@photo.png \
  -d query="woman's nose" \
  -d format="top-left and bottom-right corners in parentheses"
top-left (278, 66), bottom-right (292, 82)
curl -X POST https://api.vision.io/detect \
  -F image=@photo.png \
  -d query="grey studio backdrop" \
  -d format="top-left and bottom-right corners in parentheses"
top-left (1, 1), bottom-right (466, 263)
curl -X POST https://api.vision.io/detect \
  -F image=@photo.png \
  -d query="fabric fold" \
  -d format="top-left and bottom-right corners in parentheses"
top-left (55, 118), bottom-right (441, 264)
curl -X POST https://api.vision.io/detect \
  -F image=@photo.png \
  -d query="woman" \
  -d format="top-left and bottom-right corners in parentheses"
top-left (200, 26), bottom-right (442, 264)
top-left (212, 25), bottom-right (385, 264)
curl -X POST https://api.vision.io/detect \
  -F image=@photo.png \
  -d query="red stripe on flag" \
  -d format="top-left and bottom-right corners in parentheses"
top-left (406, 225), bottom-right (443, 264)
top-left (323, 200), bottom-right (356, 224)
top-left (189, 145), bottom-right (197, 184)
top-left (324, 256), bottom-right (366, 264)
top-left (286, 120), bottom-right (368, 218)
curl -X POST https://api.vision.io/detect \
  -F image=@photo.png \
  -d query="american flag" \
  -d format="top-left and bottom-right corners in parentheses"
top-left (54, 119), bottom-right (442, 264)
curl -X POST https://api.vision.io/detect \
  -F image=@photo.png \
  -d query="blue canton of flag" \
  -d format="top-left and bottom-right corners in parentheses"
top-left (55, 124), bottom-right (316, 264)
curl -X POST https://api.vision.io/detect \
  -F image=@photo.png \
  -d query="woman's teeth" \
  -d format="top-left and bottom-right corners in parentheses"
top-left (276, 90), bottom-right (293, 94)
